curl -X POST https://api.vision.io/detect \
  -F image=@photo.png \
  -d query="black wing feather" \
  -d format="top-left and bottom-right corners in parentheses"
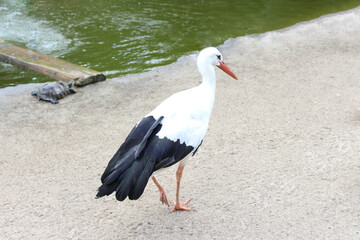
top-left (153, 139), bottom-right (194, 171)
top-left (96, 115), bottom-right (195, 201)
top-left (100, 116), bottom-right (160, 184)
top-left (97, 116), bottom-right (162, 199)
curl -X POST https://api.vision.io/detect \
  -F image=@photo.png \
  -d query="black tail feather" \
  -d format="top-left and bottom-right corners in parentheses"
top-left (129, 156), bottom-right (156, 200)
top-left (96, 181), bottom-right (118, 198)
top-left (115, 158), bottom-right (148, 201)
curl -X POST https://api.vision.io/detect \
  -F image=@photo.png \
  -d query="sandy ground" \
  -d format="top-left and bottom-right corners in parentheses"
top-left (1, 7), bottom-right (360, 240)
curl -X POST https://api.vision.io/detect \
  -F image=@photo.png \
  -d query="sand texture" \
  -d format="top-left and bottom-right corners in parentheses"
top-left (1, 7), bottom-right (360, 240)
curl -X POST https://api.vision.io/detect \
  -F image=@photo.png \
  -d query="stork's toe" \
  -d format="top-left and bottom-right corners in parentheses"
top-left (171, 199), bottom-right (195, 212)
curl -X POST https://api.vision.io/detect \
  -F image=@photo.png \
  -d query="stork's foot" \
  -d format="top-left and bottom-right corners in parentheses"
top-left (171, 199), bottom-right (195, 212)
top-left (158, 187), bottom-right (170, 207)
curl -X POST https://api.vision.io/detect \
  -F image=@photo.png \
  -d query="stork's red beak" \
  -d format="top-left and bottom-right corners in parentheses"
top-left (218, 61), bottom-right (238, 80)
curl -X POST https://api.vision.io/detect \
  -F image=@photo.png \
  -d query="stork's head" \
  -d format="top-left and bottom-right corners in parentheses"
top-left (197, 47), bottom-right (238, 80)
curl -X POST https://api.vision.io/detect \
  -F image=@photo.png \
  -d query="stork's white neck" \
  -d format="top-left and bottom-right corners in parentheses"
top-left (200, 62), bottom-right (216, 83)
top-left (195, 62), bottom-right (217, 119)
top-left (198, 61), bottom-right (216, 97)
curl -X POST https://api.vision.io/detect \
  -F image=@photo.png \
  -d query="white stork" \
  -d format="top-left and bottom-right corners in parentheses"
top-left (96, 47), bottom-right (238, 211)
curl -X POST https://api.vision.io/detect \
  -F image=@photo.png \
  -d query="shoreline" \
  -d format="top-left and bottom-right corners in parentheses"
top-left (1, 6), bottom-right (359, 239)
top-left (1, 5), bottom-right (360, 97)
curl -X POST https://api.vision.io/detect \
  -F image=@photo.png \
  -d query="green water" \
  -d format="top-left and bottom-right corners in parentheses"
top-left (0, 0), bottom-right (359, 88)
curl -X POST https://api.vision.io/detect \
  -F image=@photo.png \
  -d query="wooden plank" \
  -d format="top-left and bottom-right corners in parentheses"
top-left (0, 40), bottom-right (106, 86)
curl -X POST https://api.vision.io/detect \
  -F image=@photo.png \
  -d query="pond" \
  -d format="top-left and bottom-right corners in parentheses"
top-left (0, 0), bottom-right (359, 88)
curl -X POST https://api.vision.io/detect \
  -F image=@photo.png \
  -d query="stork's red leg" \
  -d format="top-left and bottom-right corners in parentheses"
top-left (152, 176), bottom-right (170, 207)
top-left (171, 163), bottom-right (195, 212)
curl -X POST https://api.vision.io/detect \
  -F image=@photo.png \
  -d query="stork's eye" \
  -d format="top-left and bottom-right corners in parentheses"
top-left (217, 55), bottom-right (221, 60)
